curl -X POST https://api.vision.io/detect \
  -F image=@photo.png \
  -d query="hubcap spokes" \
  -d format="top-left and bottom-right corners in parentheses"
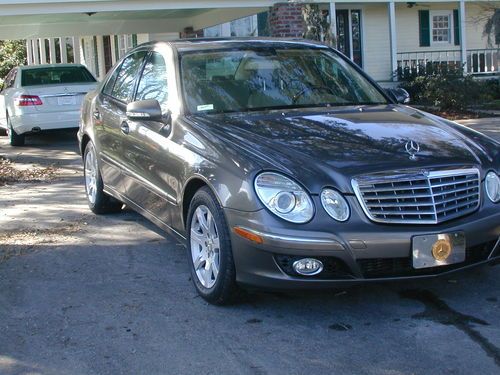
top-left (190, 205), bottom-right (220, 289)
top-left (85, 148), bottom-right (98, 204)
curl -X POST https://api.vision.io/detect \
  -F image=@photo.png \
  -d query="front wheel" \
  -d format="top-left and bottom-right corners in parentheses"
top-left (83, 141), bottom-right (122, 214)
top-left (187, 186), bottom-right (239, 305)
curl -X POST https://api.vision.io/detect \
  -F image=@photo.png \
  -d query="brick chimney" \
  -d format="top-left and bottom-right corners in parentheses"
top-left (268, 2), bottom-right (305, 38)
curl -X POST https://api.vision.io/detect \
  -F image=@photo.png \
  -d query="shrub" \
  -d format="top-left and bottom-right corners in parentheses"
top-left (399, 73), bottom-right (498, 111)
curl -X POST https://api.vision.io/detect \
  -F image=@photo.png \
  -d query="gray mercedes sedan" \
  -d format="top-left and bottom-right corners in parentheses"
top-left (78, 38), bottom-right (500, 304)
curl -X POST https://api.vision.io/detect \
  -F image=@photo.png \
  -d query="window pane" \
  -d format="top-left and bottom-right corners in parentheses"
top-left (21, 66), bottom-right (96, 86)
top-left (111, 51), bottom-right (147, 102)
top-left (136, 52), bottom-right (169, 106)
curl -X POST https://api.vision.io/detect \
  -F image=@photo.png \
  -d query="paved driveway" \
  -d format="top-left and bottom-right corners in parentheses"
top-left (0, 127), bottom-right (499, 375)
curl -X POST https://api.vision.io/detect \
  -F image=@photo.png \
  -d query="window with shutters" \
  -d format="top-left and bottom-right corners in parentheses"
top-left (431, 11), bottom-right (453, 44)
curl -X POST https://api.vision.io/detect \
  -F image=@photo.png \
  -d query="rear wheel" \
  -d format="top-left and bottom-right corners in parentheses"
top-left (7, 116), bottom-right (25, 146)
top-left (84, 141), bottom-right (122, 214)
top-left (187, 186), bottom-right (239, 305)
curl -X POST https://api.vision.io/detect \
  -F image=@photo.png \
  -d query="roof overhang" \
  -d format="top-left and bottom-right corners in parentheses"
top-left (0, 0), bottom-right (475, 40)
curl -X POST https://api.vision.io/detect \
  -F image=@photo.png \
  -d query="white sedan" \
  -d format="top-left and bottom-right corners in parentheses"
top-left (0, 64), bottom-right (97, 146)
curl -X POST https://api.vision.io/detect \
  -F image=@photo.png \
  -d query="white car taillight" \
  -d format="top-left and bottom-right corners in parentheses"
top-left (15, 95), bottom-right (43, 106)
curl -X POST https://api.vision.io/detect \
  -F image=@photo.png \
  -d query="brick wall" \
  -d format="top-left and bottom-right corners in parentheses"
top-left (268, 2), bottom-right (305, 38)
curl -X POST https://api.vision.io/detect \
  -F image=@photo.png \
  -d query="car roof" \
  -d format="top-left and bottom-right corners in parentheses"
top-left (144, 37), bottom-right (330, 53)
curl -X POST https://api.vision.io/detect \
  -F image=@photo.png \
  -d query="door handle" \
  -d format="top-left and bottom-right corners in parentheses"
top-left (120, 121), bottom-right (130, 135)
top-left (92, 110), bottom-right (101, 120)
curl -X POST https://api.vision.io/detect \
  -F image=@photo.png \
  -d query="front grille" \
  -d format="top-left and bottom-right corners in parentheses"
top-left (357, 240), bottom-right (496, 278)
top-left (352, 168), bottom-right (480, 224)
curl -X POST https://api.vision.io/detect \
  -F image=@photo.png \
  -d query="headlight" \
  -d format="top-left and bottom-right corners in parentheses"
top-left (321, 188), bottom-right (350, 222)
top-left (254, 172), bottom-right (314, 223)
top-left (485, 171), bottom-right (500, 203)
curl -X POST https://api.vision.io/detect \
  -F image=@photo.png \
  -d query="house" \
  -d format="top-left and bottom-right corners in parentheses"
top-left (0, 1), bottom-right (498, 85)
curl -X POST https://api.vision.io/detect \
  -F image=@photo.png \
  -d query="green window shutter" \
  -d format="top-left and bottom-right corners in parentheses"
top-left (453, 9), bottom-right (460, 46)
top-left (419, 10), bottom-right (430, 47)
top-left (132, 34), bottom-right (138, 47)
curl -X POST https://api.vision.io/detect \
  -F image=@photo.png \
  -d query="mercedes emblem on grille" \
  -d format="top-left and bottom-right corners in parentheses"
top-left (405, 140), bottom-right (420, 160)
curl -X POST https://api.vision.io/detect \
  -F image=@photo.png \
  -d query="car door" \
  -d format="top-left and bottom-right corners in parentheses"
top-left (121, 50), bottom-right (175, 226)
top-left (0, 68), bottom-right (17, 127)
top-left (93, 50), bottom-right (148, 196)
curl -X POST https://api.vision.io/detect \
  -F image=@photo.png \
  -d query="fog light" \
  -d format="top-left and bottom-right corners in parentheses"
top-left (292, 258), bottom-right (324, 276)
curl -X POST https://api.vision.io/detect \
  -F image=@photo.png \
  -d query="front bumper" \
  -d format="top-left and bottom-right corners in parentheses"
top-left (225, 199), bottom-right (500, 289)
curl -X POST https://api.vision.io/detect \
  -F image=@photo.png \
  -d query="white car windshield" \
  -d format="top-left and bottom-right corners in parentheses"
top-left (180, 47), bottom-right (388, 114)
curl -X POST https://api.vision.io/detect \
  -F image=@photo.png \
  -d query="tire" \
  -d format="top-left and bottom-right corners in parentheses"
top-left (0, 127), bottom-right (6, 136)
top-left (187, 186), bottom-right (239, 305)
top-left (83, 141), bottom-right (122, 214)
top-left (7, 116), bottom-right (25, 146)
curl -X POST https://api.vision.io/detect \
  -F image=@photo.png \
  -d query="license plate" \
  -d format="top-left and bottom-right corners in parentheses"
top-left (57, 96), bottom-right (76, 106)
top-left (412, 232), bottom-right (466, 269)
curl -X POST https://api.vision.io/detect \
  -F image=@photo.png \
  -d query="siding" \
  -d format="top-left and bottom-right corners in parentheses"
top-left (360, 2), bottom-right (493, 81)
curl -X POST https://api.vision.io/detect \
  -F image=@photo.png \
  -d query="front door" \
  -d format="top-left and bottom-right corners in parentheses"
top-left (336, 9), bottom-right (363, 68)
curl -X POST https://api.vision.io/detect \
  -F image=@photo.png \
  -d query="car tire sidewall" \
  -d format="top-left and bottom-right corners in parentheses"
top-left (187, 186), bottom-right (237, 304)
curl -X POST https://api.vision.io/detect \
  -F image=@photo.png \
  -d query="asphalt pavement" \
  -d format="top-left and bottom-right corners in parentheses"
top-left (0, 123), bottom-right (499, 375)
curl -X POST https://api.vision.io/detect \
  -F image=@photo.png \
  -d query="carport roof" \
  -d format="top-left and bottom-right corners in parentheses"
top-left (0, 0), bottom-right (283, 39)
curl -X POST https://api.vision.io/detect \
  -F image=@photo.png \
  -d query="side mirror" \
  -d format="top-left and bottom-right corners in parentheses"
top-left (126, 99), bottom-right (163, 122)
top-left (386, 88), bottom-right (410, 104)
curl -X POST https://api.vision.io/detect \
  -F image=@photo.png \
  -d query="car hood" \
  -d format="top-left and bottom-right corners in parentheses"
top-left (191, 105), bottom-right (498, 193)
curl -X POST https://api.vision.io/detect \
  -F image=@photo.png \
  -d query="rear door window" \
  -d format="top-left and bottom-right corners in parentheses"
top-left (21, 66), bottom-right (96, 86)
top-left (110, 51), bottom-right (147, 103)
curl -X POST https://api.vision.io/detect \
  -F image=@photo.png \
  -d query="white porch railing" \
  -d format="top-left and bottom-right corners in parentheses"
top-left (467, 48), bottom-right (500, 75)
top-left (396, 50), bottom-right (462, 78)
top-left (396, 48), bottom-right (500, 78)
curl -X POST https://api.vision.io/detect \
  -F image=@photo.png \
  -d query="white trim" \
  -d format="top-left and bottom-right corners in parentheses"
top-left (329, 2), bottom-right (337, 37)
top-left (430, 10), bottom-right (453, 46)
top-left (39, 38), bottom-right (47, 64)
top-left (459, 0), bottom-right (467, 73)
top-left (49, 37), bottom-right (56, 63)
top-left (26, 39), bottom-right (33, 65)
top-left (388, 1), bottom-right (397, 81)
top-left (60, 37), bottom-right (68, 63)
top-left (72, 36), bottom-right (81, 64)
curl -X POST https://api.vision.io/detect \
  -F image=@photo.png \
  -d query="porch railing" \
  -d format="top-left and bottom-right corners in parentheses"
top-left (467, 48), bottom-right (500, 75)
top-left (396, 50), bottom-right (462, 79)
top-left (396, 48), bottom-right (500, 79)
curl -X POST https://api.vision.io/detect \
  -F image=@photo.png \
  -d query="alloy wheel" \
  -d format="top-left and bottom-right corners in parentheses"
top-left (85, 147), bottom-right (98, 204)
top-left (190, 205), bottom-right (221, 289)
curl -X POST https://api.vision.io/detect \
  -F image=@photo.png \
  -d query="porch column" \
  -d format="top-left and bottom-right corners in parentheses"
top-left (221, 23), bottom-right (231, 37)
top-left (96, 35), bottom-right (106, 79)
top-left (72, 37), bottom-right (81, 64)
top-left (60, 37), bottom-right (68, 64)
top-left (110, 35), bottom-right (117, 65)
top-left (26, 39), bottom-right (33, 65)
top-left (33, 39), bottom-right (40, 65)
top-left (329, 2), bottom-right (337, 42)
top-left (459, 0), bottom-right (467, 73)
top-left (49, 38), bottom-right (57, 64)
top-left (388, 1), bottom-right (398, 81)
top-left (39, 38), bottom-right (47, 64)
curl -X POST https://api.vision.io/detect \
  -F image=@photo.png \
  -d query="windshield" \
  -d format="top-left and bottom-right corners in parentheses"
top-left (21, 66), bottom-right (96, 87)
top-left (180, 48), bottom-right (388, 114)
